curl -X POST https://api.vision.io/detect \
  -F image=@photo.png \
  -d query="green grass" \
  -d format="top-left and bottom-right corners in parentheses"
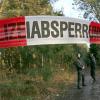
top-left (0, 67), bottom-right (77, 100)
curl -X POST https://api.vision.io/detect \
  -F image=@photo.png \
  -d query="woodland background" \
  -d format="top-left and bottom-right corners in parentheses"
top-left (0, 0), bottom-right (100, 100)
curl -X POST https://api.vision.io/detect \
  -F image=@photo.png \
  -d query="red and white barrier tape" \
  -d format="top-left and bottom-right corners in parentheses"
top-left (0, 16), bottom-right (100, 48)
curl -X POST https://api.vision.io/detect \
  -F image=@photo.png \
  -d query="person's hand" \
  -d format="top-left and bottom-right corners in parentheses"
top-left (82, 66), bottom-right (85, 69)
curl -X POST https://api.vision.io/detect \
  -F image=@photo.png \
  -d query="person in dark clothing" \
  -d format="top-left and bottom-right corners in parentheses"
top-left (75, 53), bottom-right (86, 89)
top-left (89, 53), bottom-right (96, 83)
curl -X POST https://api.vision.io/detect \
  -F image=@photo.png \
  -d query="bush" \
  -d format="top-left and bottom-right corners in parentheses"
top-left (41, 66), bottom-right (53, 81)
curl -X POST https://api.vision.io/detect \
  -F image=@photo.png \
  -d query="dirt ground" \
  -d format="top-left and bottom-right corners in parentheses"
top-left (55, 69), bottom-right (100, 100)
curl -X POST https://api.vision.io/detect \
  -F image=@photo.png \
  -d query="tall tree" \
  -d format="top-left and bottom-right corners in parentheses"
top-left (74, 0), bottom-right (100, 21)
top-left (0, 0), bottom-right (53, 18)
top-left (74, 0), bottom-right (100, 66)
top-left (0, 0), bottom-right (53, 73)
top-left (0, 0), bottom-right (88, 76)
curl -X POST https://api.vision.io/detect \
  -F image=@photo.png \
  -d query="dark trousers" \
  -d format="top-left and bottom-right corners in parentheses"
top-left (90, 69), bottom-right (96, 81)
top-left (77, 71), bottom-right (85, 88)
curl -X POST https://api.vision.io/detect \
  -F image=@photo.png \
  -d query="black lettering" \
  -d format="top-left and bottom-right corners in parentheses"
top-left (68, 22), bottom-right (74, 37)
top-left (31, 21), bottom-right (41, 38)
top-left (26, 21), bottom-right (30, 38)
top-left (60, 21), bottom-right (68, 37)
top-left (51, 21), bottom-right (59, 38)
top-left (41, 21), bottom-right (50, 38)
top-left (75, 23), bottom-right (82, 38)
top-left (89, 27), bottom-right (93, 38)
top-left (82, 24), bottom-right (89, 38)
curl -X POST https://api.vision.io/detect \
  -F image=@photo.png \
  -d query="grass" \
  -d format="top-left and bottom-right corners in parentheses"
top-left (0, 67), bottom-right (76, 100)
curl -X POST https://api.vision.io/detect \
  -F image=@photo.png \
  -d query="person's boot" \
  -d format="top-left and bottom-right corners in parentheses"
top-left (82, 83), bottom-right (86, 86)
top-left (82, 84), bottom-right (86, 86)
top-left (77, 86), bottom-right (82, 89)
top-left (92, 79), bottom-right (96, 83)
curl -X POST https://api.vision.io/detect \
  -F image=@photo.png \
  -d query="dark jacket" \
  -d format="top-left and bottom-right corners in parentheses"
top-left (75, 58), bottom-right (84, 71)
top-left (89, 55), bottom-right (96, 69)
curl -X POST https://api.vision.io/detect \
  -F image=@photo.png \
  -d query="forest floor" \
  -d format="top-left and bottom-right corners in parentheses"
top-left (55, 68), bottom-right (100, 100)
top-left (0, 67), bottom-right (100, 100)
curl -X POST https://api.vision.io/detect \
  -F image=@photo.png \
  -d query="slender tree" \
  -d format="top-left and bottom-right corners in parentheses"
top-left (74, 0), bottom-right (100, 66)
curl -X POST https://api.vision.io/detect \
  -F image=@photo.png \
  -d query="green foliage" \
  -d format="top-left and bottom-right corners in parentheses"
top-left (90, 44), bottom-right (100, 65)
top-left (74, 0), bottom-right (100, 21)
top-left (0, 0), bottom-right (89, 79)
top-left (0, 0), bottom-right (52, 18)
top-left (0, 0), bottom-right (53, 73)
top-left (0, 0), bottom-right (97, 99)
top-left (26, 68), bottom-right (40, 77)
top-left (0, 81), bottom-right (39, 100)
top-left (90, 44), bottom-right (97, 57)
top-left (53, 11), bottom-right (63, 16)
top-left (41, 66), bottom-right (53, 81)
top-left (74, 0), bottom-right (100, 66)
